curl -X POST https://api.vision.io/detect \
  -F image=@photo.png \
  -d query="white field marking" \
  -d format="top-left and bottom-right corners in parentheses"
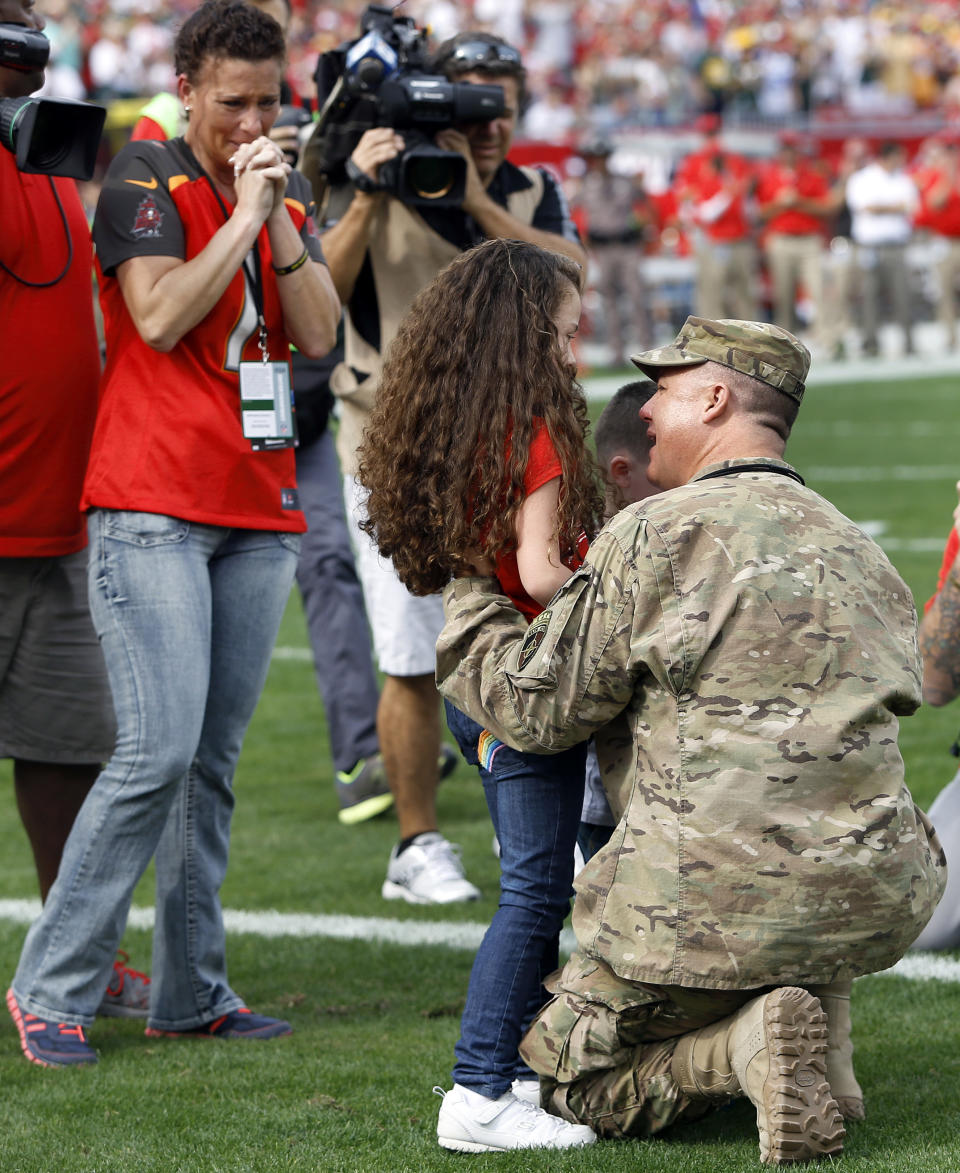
top-left (874, 953), bottom-right (960, 983)
top-left (270, 646), bottom-right (312, 663)
top-left (851, 523), bottom-right (946, 554)
top-left (0, 899), bottom-right (956, 982)
top-left (807, 465), bottom-right (958, 482)
top-left (0, 899), bottom-right (494, 952)
top-left (802, 421), bottom-right (955, 438)
top-left (875, 538), bottom-right (950, 553)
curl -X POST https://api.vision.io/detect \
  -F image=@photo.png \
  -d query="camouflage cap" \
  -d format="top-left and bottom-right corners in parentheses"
top-left (630, 317), bottom-right (811, 403)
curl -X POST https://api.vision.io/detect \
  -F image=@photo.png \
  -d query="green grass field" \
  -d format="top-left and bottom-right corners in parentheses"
top-left (1, 373), bottom-right (959, 1172)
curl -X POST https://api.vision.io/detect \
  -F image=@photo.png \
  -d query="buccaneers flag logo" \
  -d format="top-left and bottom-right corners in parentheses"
top-left (131, 195), bottom-right (163, 239)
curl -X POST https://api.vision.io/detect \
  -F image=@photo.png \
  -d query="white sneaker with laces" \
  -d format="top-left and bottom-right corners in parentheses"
top-left (381, 832), bottom-right (481, 904)
top-left (435, 1084), bottom-right (597, 1152)
top-left (510, 1077), bottom-right (541, 1106)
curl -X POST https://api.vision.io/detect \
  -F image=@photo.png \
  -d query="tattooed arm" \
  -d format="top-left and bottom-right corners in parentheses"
top-left (919, 484), bottom-right (960, 706)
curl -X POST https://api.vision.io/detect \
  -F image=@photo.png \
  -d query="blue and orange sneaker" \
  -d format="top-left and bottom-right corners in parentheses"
top-left (145, 1007), bottom-right (292, 1040)
top-left (6, 987), bottom-right (97, 1067)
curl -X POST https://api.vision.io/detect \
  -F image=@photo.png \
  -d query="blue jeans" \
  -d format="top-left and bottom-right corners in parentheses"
top-left (12, 510), bottom-right (299, 1029)
top-left (445, 702), bottom-right (586, 1099)
top-left (294, 429), bottom-right (379, 775)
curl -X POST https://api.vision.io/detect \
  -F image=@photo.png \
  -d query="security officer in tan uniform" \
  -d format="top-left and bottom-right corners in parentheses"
top-left (576, 139), bottom-right (651, 363)
top-left (316, 32), bottom-right (585, 906)
top-left (436, 317), bottom-right (946, 1164)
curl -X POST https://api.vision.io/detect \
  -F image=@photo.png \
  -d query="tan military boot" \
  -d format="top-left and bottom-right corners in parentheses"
top-left (671, 987), bottom-right (845, 1165)
top-left (806, 980), bottom-right (864, 1121)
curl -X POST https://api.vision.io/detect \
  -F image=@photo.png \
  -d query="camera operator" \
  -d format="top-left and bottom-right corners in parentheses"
top-left (0, 0), bottom-right (149, 1013)
top-left (319, 31), bottom-right (586, 906)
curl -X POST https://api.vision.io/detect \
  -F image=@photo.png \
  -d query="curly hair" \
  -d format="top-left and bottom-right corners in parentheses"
top-left (357, 239), bottom-right (603, 597)
top-left (174, 0), bottom-right (286, 82)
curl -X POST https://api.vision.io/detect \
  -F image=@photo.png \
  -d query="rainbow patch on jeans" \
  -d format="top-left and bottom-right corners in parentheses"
top-left (477, 730), bottom-right (505, 772)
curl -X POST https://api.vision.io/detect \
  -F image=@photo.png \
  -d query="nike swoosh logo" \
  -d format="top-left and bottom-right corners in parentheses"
top-left (126, 177), bottom-right (158, 190)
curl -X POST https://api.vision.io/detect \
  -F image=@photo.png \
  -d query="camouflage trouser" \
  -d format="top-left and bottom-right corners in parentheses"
top-left (519, 949), bottom-right (757, 1139)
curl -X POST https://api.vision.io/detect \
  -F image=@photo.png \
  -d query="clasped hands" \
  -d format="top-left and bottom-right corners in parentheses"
top-left (229, 135), bottom-right (289, 217)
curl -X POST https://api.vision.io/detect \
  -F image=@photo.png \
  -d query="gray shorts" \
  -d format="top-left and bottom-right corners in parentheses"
top-left (0, 550), bottom-right (116, 763)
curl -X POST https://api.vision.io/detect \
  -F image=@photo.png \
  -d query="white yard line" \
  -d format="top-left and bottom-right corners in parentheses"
top-left (0, 899), bottom-right (955, 982)
top-left (806, 465), bottom-right (958, 482)
top-left (269, 646), bottom-right (313, 662)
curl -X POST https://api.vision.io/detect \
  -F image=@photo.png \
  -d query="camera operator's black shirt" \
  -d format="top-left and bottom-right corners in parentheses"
top-left (343, 160), bottom-right (578, 355)
top-left (417, 162), bottom-right (572, 250)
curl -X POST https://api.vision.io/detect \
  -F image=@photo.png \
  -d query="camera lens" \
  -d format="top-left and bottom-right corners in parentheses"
top-left (406, 154), bottom-right (455, 199)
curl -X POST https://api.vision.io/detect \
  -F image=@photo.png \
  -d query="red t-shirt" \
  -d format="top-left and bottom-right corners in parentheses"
top-left (689, 169), bottom-right (753, 242)
top-left (918, 168), bottom-right (960, 237)
top-left (0, 154), bottom-right (102, 556)
top-left (129, 115), bottom-right (167, 142)
top-left (676, 147), bottom-right (751, 193)
top-left (755, 161), bottom-right (829, 236)
top-left (84, 138), bottom-right (325, 531)
top-left (494, 422), bottom-right (583, 622)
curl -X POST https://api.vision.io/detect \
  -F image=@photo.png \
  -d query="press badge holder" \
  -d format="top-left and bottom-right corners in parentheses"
top-left (239, 357), bottom-right (297, 450)
top-left (201, 168), bottom-right (300, 452)
top-left (237, 260), bottom-right (298, 451)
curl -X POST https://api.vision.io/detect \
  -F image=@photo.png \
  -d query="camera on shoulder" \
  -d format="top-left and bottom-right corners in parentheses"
top-left (0, 23), bottom-right (104, 179)
top-left (307, 4), bottom-right (504, 206)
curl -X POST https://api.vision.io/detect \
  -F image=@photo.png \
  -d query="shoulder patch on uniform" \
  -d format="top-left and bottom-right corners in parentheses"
top-left (518, 609), bottom-right (552, 671)
top-left (131, 195), bottom-right (163, 239)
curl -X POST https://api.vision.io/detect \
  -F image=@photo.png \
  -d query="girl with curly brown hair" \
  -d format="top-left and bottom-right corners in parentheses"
top-left (358, 238), bottom-right (602, 1152)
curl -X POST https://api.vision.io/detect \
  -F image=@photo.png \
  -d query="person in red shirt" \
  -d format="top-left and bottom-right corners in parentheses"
top-left (8, 0), bottom-right (340, 1069)
top-left (917, 135), bottom-right (960, 351)
top-left (357, 240), bottom-right (603, 1153)
top-left (755, 133), bottom-right (834, 341)
top-left (0, 0), bottom-right (115, 887)
top-left (684, 146), bottom-right (758, 320)
top-left (0, 0), bottom-right (158, 1025)
top-left (130, 0), bottom-right (391, 825)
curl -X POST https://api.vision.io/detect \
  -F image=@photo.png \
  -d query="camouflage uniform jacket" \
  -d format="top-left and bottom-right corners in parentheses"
top-left (438, 457), bottom-right (946, 990)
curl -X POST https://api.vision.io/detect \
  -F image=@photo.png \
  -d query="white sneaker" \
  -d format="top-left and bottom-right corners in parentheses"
top-left (435, 1084), bottom-right (597, 1152)
top-left (381, 833), bottom-right (481, 904)
top-left (510, 1078), bottom-right (541, 1106)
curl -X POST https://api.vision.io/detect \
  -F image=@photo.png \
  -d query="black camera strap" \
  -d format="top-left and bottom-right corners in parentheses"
top-left (0, 175), bottom-right (73, 287)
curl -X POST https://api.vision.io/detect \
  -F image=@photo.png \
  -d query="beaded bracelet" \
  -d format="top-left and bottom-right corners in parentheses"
top-left (273, 249), bottom-right (309, 277)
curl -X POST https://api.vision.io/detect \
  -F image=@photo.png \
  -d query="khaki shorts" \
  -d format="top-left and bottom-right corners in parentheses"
top-left (0, 550), bottom-right (116, 763)
top-left (343, 474), bottom-right (444, 677)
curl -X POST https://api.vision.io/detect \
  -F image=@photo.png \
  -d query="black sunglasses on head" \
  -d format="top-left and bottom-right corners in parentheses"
top-left (441, 40), bottom-right (522, 67)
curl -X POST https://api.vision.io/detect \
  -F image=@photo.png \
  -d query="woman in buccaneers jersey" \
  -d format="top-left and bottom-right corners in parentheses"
top-left (8, 0), bottom-right (339, 1067)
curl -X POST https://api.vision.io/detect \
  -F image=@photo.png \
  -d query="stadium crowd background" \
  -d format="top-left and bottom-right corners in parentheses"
top-left (38, 0), bottom-right (960, 121)
top-left (37, 0), bottom-right (960, 357)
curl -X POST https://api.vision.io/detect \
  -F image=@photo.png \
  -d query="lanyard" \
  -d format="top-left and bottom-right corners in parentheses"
top-left (696, 462), bottom-right (806, 486)
top-left (202, 172), bottom-right (271, 364)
